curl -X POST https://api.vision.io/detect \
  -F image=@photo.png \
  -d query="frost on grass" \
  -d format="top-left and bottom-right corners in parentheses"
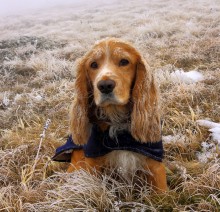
top-left (1, 92), bottom-right (10, 108)
top-left (0, 0), bottom-right (220, 210)
top-left (197, 120), bottom-right (220, 163)
top-left (21, 171), bottom-right (153, 211)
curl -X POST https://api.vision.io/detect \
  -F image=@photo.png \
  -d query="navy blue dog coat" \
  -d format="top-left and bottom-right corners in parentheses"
top-left (52, 124), bottom-right (164, 162)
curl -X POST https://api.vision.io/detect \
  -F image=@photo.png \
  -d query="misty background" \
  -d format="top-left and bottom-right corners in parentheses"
top-left (0, 0), bottom-right (101, 16)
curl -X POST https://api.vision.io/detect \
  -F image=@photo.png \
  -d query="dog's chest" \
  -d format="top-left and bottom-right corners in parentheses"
top-left (104, 150), bottom-right (146, 175)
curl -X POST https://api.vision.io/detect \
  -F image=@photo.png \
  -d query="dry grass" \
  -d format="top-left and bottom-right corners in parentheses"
top-left (0, 0), bottom-right (220, 211)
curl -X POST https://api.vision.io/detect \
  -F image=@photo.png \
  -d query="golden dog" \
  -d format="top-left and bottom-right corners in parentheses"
top-left (54, 38), bottom-right (167, 192)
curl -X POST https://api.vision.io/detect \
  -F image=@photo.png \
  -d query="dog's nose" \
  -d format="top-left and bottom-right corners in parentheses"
top-left (97, 79), bottom-right (116, 94)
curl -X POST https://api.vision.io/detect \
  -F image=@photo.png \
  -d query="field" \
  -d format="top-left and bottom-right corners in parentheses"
top-left (0, 0), bottom-right (220, 211)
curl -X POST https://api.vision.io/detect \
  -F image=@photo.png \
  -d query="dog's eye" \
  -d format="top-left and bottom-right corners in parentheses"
top-left (90, 62), bottom-right (98, 69)
top-left (119, 59), bottom-right (129, 66)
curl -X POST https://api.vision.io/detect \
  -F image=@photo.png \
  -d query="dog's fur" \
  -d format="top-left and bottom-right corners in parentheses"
top-left (67, 38), bottom-right (167, 192)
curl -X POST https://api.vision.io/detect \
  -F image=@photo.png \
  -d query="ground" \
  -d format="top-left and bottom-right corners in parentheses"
top-left (0, 0), bottom-right (220, 211)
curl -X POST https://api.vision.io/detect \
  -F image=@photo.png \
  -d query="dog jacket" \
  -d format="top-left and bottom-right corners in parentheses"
top-left (52, 124), bottom-right (164, 162)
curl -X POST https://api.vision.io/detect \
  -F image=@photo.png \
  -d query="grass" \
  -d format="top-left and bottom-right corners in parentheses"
top-left (0, 0), bottom-right (220, 211)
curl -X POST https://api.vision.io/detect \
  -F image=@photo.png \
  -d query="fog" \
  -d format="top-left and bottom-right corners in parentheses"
top-left (0, 0), bottom-right (88, 16)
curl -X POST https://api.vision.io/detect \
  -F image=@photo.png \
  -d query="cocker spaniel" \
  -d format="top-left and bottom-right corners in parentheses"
top-left (53, 38), bottom-right (167, 192)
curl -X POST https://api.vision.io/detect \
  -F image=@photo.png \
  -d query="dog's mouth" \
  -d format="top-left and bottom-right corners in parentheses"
top-left (97, 93), bottom-right (124, 106)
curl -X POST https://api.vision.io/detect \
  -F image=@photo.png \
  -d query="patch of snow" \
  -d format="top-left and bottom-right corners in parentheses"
top-left (13, 92), bottom-right (44, 104)
top-left (197, 120), bottom-right (220, 145)
top-left (197, 120), bottom-right (220, 129)
top-left (14, 94), bottom-right (23, 103)
top-left (2, 92), bottom-right (10, 107)
top-left (209, 129), bottom-right (220, 144)
top-left (201, 141), bottom-right (215, 150)
top-left (197, 151), bottom-right (218, 163)
top-left (196, 119), bottom-right (220, 163)
top-left (34, 94), bottom-right (43, 102)
top-left (163, 134), bottom-right (186, 144)
top-left (209, 127), bottom-right (220, 134)
top-left (175, 164), bottom-right (187, 180)
top-left (163, 135), bottom-right (174, 143)
top-left (170, 70), bottom-right (204, 84)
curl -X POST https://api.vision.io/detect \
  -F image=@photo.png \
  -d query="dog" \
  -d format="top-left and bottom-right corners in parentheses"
top-left (52, 38), bottom-right (167, 192)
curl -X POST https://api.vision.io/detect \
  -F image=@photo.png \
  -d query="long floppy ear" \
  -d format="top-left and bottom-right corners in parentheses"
top-left (131, 55), bottom-right (161, 142)
top-left (69, 58), bottom-right (91, 145)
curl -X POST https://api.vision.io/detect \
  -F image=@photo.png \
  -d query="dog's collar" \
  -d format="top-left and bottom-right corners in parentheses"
top-left (52, 124), bottom-right (164, 162)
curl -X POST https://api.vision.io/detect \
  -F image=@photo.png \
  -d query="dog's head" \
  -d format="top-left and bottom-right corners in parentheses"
top-left (70, 38), bottom-right (161, 144)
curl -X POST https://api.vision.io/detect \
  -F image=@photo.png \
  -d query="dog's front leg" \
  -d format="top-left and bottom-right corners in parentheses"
top-left (67, 149), bottom-right (86, 173)
top-left (84, 157), bottom-right (104, 174)
top-left (144, 158), bottom-right (167, 192)
top-left (67, 150), bottom-right (104, 174)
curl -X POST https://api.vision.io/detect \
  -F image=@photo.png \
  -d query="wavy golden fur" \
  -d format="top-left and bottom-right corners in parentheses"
top-left (70, 38), bottom-right (161, 144)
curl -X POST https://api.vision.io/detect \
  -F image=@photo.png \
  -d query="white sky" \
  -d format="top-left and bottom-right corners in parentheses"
top-left (0, 0), bottom-right (85, 16)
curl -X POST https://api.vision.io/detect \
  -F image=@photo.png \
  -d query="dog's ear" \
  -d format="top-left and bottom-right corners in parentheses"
top-left (131, 54), bottom-right (161, 142)
top-left (69, 58), bottom-right (91, 145)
